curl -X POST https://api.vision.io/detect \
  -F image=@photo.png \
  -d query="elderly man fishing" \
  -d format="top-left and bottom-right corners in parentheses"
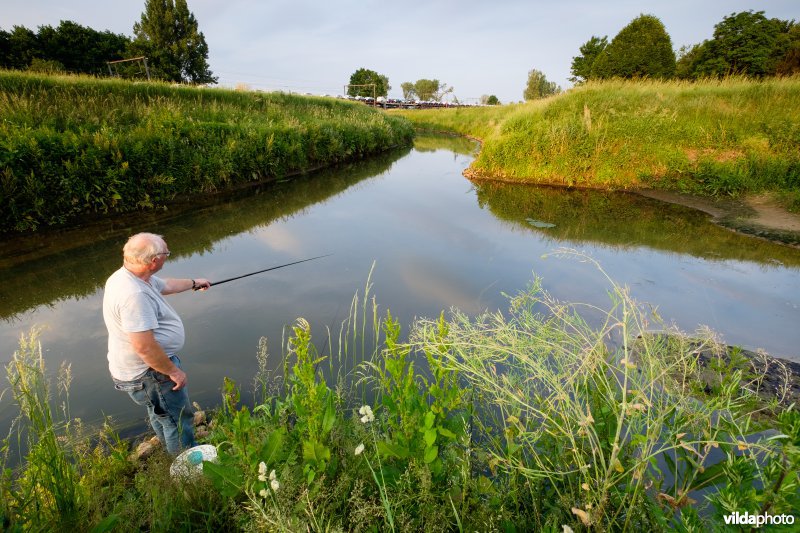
top-left (102, 232), bottom-right (210, 455)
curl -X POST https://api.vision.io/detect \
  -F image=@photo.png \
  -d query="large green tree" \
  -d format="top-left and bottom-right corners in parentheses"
top-left (130, 0), bottom-right (216, 84)
top-left (569, 35), bottom-right (608, 83)
top-left (679, 11), bottom-right (794, 78)
top-left (591, 14), bottom-right (675, 79)
top-left (347, 68), bottom-right (390, 98)
top-left (523, 69), bottom-right (559, 100)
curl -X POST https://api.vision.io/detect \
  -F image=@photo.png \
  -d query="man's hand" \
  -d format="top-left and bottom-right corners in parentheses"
top-left (193, 278), bottom-right (211, 291)
top-left (168, 367), bottom-right (187, 390)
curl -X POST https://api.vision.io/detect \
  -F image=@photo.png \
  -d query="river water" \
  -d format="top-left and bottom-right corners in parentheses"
top-left (1, 134), bottom-right (799, 438)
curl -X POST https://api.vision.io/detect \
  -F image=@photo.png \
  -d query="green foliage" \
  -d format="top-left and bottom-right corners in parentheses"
top-left (680, 11), bottom-right (795, 79)
top-left (523, 68), bottom-right (560, 100)
top-left (286, 318), bottom-right (337, 483)
top-left (569, 35), bottom-right (608, 83)
top-left (369, 311), bottom-right (465, 476)
top-left (347, 67), bottom-right (390, 97)
top-left (0, 70), bottom-right (414, 233)
top-left (393, 77), bottom-right (800, 204)
top-left (401, 81), bottom-right (415, 100)
top-left (130, 0), bottom-right (216, 84)
top-left (401, 79), bottom-right (452, 102)
top-left (4, 329), bottom-right (82, 529)
top-left (776, 24), bottom-right (800, 76)
top-left (0, 21), bottom-right (130, 75)
top-left (591, 14), bottom-right (676, 79)
top-left (486, 95), bottom-right (500, 105)
top-left (0, 26), bottom-right (40, 70)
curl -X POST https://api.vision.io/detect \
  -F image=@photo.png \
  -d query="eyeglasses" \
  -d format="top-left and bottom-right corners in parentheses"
top-left (154, 251), bottom-right (171, 258)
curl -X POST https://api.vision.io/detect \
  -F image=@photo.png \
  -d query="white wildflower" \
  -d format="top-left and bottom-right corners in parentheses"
top-left (270, 478), bottom-right (280, 492)
top-left (562, 526), bottom-right (574, 533)
top-left (259, 488), bottom-right (268, 498)
top-left (358, 405), bottom-right (374, 423)
top-left (269, 469), bottom-right (276, 481)
top-left (355, 443), bottom-right (365, 456)
top-left (258, 461), bottom-right (268, 482)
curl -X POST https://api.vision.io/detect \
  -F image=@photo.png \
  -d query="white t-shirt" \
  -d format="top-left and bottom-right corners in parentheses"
top-left (103, 267), bottom-right (185, 381)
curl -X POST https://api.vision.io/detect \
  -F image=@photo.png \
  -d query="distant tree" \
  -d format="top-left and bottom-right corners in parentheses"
top-left (591, 14), bottom-right (676, 79)
top-left (0, 30), bottom-right (9, 66)
top-left (569, 35), bottom-right (608, 83)
top-left (400, 81), bottom-right (415, 100)
top-left (675, 44), bottom-right (704, 79)
top-left (0, 26), bottom-right (39, 70)
top-left (775, 23), bottom-right (800, 75)
top-left (413, 79), bottom-right (439, 101)
top-left (486, 95), bottom-right (500, 105)
top-left (523, 69), bottom-right (559, 100)
top-left (684, 11), bottom-right (793, 78)
top-left (347, 68), bottom-right (390, 97)
top-left (402, 79), bottom-right (452, 101)
top-left (130, 0), bottom-right (216, 84)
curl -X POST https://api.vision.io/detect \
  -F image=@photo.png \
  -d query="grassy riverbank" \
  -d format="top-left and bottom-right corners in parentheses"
top-left (0, 71), bottom-right (414, 233)
top-left (392, 78), bottom-right (800, 211)
top-left (3, 260), bottom-right (799, 531)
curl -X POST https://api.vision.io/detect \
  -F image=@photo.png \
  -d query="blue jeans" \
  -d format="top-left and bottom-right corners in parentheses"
top-left (113, 355), bottom-right (196, 455)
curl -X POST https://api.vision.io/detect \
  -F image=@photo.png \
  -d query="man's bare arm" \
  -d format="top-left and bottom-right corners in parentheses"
top-left (128, 330), bottom-right (187, 390)
top-left (161, 278), bottom-right (211, 295)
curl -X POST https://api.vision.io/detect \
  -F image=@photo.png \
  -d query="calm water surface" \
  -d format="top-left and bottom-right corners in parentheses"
top-left (2, 135), bottom-right (799, 437)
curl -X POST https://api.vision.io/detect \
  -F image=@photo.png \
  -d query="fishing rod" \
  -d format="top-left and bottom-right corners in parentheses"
top-left (198, 254), bottom-right (333, 289)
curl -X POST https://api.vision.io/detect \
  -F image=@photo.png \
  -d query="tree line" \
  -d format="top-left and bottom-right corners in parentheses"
top-left (346, 69), bottom-right (462, 103)
top-left (570, 10), bottom-right (799, 84)
top-left (525, 10), bottom-right (798, 102)
top-left (0, 0), bottom-right (214, 84)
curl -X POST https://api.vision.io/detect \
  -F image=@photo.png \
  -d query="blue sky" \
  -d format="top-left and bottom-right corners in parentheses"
top-left (3, 1), bottom-right (798, 103)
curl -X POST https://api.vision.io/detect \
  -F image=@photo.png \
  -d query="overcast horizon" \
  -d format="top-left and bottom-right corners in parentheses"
top-left (3, 1), bottom-right (798, 103)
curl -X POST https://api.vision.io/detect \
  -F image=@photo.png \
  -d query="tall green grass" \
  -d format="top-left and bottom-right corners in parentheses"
top-left (393, 78), bottom-right (800, 208)
top-left (3, 259), bottom-right (799, 530)
top-left (0, 70), bottom-right (414, 233)
top-left (3, 328), bottom-right (82, 529)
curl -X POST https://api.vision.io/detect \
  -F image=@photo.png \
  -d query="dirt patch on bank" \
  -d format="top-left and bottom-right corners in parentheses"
top-left (636, 190), bottom-right (800, 247)
top-left (745, 194), bottom-right (800, 233)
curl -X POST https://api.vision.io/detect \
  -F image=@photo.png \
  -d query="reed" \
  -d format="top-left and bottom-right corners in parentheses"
top-left (3, 328), bottom-right (82, 530)
top-left (392, 77), bottom-right (800, 210)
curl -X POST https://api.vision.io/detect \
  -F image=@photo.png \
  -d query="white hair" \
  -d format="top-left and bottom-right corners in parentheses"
top-left (123, 232), bottom-right (166, 265)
